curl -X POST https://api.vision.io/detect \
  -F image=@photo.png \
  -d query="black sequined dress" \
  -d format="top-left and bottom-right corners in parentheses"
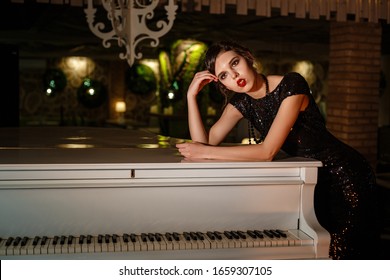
top-left (230, 72), bottom-right (379, 259)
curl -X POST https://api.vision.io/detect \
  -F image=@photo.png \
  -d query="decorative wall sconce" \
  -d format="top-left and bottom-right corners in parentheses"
top-left (85, 0), bottom-right (178, 67)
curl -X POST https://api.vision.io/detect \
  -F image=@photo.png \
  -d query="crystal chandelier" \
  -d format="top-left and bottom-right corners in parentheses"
top-left (85, 0), bottom-right (178, 66)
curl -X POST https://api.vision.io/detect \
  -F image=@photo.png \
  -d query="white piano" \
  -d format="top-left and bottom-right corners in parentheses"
top-left (0, 127), bottom-right (330, 259)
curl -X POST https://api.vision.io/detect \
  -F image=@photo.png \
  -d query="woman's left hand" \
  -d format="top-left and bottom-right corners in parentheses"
top-left (176, 142), bottom-right (208, 159)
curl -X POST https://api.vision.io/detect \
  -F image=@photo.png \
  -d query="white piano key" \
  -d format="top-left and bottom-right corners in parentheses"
top-left (74, 237), bottom-right (82, 253)
top-left (155, 234), bottom-right (167, 251)
top-left (20, 238), bottom-right (33, 255)
top-left (47, 238), bottom-right (56, 254)
top-left (87, 239), bottom-right (95, 253)
top-left (39, 238), bottom-right (50, 255)
top-left (0, 239), bottom-right (7, 255)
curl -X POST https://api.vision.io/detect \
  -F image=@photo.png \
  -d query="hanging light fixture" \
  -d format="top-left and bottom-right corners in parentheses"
top-left (85, 0), bottom-right (178, 67)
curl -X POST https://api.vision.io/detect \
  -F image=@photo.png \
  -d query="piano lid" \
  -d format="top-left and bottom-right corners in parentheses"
top-left (0, 126), bottom-right (321, 167)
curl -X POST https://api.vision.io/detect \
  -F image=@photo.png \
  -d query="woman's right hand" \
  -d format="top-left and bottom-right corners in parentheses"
top-left (187, 70), bottom-right (218, 98)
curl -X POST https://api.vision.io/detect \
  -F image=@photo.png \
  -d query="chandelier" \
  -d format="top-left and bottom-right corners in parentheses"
top-left (85, 0), bottom-right (178, 66)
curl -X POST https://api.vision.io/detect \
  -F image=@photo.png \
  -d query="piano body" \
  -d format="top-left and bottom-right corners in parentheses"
top-left (0, 127), bottom-right (330, 259)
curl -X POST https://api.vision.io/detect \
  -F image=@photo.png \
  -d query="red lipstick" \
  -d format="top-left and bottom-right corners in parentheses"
top-left (237, 79), bottom-right (246, 87)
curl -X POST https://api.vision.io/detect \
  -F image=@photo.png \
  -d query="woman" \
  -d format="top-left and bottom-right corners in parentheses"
top-left (176, 40), bottom-right (380, 259)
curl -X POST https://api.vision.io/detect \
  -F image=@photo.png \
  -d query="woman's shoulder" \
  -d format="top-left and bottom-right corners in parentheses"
top-left (269, 72), bottom-right (309, 92)
top-left (267, 72), bottom-right (305, 85)
top-left (266, 75), bottom-right (284, 92)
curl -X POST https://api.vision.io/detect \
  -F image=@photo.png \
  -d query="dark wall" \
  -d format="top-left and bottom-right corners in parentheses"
top-left (0, 44), bottom-right (19, 127)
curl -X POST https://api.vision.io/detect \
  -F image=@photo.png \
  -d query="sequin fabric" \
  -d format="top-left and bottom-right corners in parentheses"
top-left (230, 72), bottom-right (380, 259)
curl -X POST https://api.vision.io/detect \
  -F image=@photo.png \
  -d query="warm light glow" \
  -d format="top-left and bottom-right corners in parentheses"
top-left (115, 101), bottom-right (126, 113)
top-left (140, 59), bottom-right (159, 74)
top-left (63, 57), bottom-right (95, 77)
top-left (167, 91), bottom-right (175, 100)
top-left (87, 88), bottom-right (95, 96)
top-left (57, 144), bottom-right (95, 149)
top-left (292, 61), bottom-right (315, 85)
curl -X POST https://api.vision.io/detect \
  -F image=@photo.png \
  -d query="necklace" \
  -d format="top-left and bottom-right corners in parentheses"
top-left (248, 74), bottom-right (269, 145)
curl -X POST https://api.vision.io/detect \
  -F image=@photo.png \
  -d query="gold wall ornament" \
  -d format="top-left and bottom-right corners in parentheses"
top-left (85, 0), bottom-right (178, 66)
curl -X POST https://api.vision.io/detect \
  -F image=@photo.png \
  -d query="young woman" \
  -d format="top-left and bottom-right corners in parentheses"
top-left (176, 40), bottom-right (380, 259)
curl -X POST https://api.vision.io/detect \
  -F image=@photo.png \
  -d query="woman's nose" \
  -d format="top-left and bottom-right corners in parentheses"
top-left (231, 71), bottom-right (239, 79)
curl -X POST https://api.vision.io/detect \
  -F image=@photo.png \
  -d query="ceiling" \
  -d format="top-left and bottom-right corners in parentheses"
top-left (0, 1), bottom-right (388, 65)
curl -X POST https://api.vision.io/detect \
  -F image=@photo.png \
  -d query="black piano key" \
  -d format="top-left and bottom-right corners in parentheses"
top-left (97, 234), bottom-right (103, 244)
top-left (123, 233), bottom-right (129, 243)
top-left (189, 232), bottom-right (198, 240)
top-left (223, 231), bottom-right (233, 239)
top-left (104, 234), bottom-right (110, 243)
top-left (172, 232), bottom-right (180, 241)
top-left (6, 237), bottom-right (14, 246)
top-left (68, 235), bottom-right (74, 245)
top-left (155, 233), bottom-right (162, 242)
top-left (263, 230), bottom-right (274, 238)
top-left (112, 234), bottom-right (118, 243)
top-left (275, 229), bottom-right (288, 238)
top-left (183, 232), bottom-right (191, 241)
top-left (41, 236), bottom-right (48, 245)
top-left (32, 236), bottom-right (40, 246)
top-left (60, 235), bottom-right (66, 245)
top-left (247, 230), bottom-right (257, 239)
top-left (165, 232), bottom-right (173, 241)
top-left (254, 230), bottom-right (264, 238)
top-left (196, 232), bottom-right (205, 240)
top-left (214, 231), bottom-right (222, 240)
top-left (147, 233), bottom-right (155, 242)
top-left (21, 236), bottom-right (28, 246)
top-left (141, 233), bottom-right (148, 242)
top-left (269, 230), bottom-right (281, 238)
top-left (53, 236), bottom-right (59, 245)
top-left (206, 231), bottom-right (216, 240)
top-left (130, 234), bottom-right (137, 243)
top-left (86, 235), bottom-right (92, 244)
top-left (237, 231), bottom-right (247, 239)
top-left (79, 235), bottom-right (85, 244)
top-left (13, 236), bottom-right (21, 246)
top-left (230, 231), bottom-right (240, 239)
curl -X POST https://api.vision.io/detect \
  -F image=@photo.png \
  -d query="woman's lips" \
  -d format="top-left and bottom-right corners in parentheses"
top-left (237, 79), bottom-right (246, 87)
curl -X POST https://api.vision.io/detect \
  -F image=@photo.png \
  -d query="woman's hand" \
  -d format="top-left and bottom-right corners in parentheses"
top-left (176, 142), bottom-right (209, 159)
top-left (187, 71), bottom-right (218, 98)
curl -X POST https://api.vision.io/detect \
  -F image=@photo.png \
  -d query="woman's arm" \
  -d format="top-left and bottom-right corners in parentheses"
top-left (177, 94), bottom-right (308, 161)
top-left (186, 71), bottom-right (218, 143)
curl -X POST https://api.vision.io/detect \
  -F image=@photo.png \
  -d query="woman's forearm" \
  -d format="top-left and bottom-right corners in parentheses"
top-left (187, 96), bottom-right (208, 143)
top-left (204, 144), bottom-right (275, 161)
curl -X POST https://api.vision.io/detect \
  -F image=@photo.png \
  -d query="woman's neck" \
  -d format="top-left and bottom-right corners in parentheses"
top-left (247, 73), bottom-right (268, 99)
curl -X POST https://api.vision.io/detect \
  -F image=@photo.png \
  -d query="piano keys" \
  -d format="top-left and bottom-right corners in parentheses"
top-left (0, 229), bottom-right (316, 260)
top-left (0, 127), bottom-right (330, 259)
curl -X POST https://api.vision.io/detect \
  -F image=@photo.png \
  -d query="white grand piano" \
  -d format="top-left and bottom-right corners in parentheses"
top-left (0, 127), bottom-right (330, 259)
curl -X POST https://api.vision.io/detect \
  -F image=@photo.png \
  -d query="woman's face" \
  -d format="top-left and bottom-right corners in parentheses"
top-left (214, 50), bottom-right (255, 92)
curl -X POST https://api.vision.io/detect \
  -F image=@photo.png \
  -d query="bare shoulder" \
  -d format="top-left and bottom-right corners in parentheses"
top-left (265, 75), bottom-right (284, 92)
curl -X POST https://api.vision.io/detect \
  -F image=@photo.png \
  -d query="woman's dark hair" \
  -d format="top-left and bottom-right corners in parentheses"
top-left (204, 40), bottom-right (255, 99)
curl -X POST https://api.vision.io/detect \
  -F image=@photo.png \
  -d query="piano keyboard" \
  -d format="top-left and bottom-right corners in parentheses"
top-left (0, 229), bottom-right (313, 259)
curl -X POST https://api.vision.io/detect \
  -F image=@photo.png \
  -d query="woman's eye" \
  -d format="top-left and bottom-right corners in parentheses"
top-left (220, 73), bottom-right (227, 80)
top-left (231, 59), bottom-right (239, 67)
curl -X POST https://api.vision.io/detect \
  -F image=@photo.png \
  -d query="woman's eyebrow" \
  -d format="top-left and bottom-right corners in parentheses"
top-left (216, 56), bottom-right (238, 78)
